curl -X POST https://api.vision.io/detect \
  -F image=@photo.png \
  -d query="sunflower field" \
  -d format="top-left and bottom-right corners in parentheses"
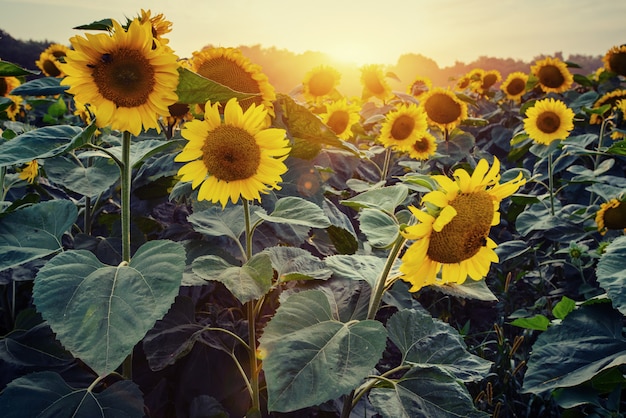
top-left (1, 10), bottom-right (626, 418)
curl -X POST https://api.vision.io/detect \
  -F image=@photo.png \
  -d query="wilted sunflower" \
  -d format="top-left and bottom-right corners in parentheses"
top-left (360, 64), bottom-right (392, 101)
top-left (476, 70), bottom-right (501, 95)
top-left (138, 9), bottom-right (172, 45)
top-left (319, 98), bottom-right (361, 140)
top-left (596, 197), bottom-right (626, 235)
top-left (18, 160), bottom-right (39, 183)
top-left (501, 71), bottom-right (528, 102)
top-left (602, 45), bottom-right (626, 77)
top-left (189, 47), bottom-right (275, 116)
top-left (419, 88), bottom-right (468, 132)
top-left (406, 131), bottom-right (437, 161)
top-left (407, 75), bottom-right (432, 98)
top-left (61, 18), bottom-right (179, 136)
top-left (531, 56), bottom-right (574, 94)
top-left (175, 98), bottom-right (290, 208)
top-left (399, 157), bottom-right (526, 291)
top-left (302, 65), bottom-right (341, 103)
top-left (378, 102), bottom-right (428, 151)
top-left (589, 89), bottom-right (626, 124)
top-left (1, 76), bottom-right (20, 97)
top-left (523, 98), bottom-right (575, 145)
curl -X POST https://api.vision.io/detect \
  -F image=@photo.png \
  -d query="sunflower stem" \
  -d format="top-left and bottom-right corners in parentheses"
top-left (367, 234), bottom-right (406, 320)
top-left (548, 151), bottom-right (555, 216)
top-left (120, 131), bottom-right (133, 380)
top-left (380, 147), bottom-right (392, 182)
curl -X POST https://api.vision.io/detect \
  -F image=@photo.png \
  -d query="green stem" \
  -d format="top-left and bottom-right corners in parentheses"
top-left (367, 235), bottom-right (406, 320)
top-left (380, 147), bottom-right (392, 182)
top-left (121, 131), bottom-right (132, 263)
top-left (548, 151), bottom-right (555, 216)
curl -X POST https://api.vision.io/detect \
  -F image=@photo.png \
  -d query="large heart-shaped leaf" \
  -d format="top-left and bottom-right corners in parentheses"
top-left (358, 208), bottom-right (400, 248)
top-left (325, 254), bottom-right (386, 289)
top-left (175, 67), bottom-right (258, 105)
top-left (341, 184), bottom-right (408, 213)
top-left (45, 155), bottom-right (120, 197)
top-left (32, 240), bottom-right (185, 376)
top-left (259, 289), bottom-right (387, 412)
top-left (0, 200), bottom-right (77, 271)
top-left (265, 246), bottom-right (332, 282)
top-left (10, 77), bottom-right (68, 96)
top-left (256, 196), bottom-right (331, 228)
top-left (596, 236), bottom-right (626, 315)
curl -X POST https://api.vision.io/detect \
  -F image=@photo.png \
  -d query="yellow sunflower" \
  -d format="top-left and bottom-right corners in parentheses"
top-left (501, 72), bottom-right (528, 102)
top-left (419, 87), bottom-right (468, 132)
top-left (302, 65), bottom-right (342, 103)
top-left (596, 198), bottom-right (626, 235)
top-left (72, 98), bottom-right (94, 125)
top-left (36, 43), bottom-right (71, 78)
top-left (589, 89), bottom-right (626, 124)
top-left (319, 98), bottom-right (361, 140)
top-left (1, 76), bottom-right (21, 97)
top-left (611, 99), bottom-right (626, 140)
top-left (476, 70), bottom-right (501, 95)
top-left (407, 75), bottom-right (432, 98)
top-left (523, 98), bottom-right (575, 145)
top-left (138, 9), bottom-right (173, 45)
top-left (378, 102), bottom-right (428, 151)
top-left (189, 47), bottom-right (276, 116)
top-left (5, 95), bottom-right (24, 121)
top-left (18, 160), bottom-right (39, 183)
top-left (455, 69), bottom-right (483, 91)
top-left (61, 18), bottom-right (179, 136)
top-left (175, 98), bottom-right (290, 208)
top-left (360, 64), bottom-right (392, 101)
top-left (399, 157), bottom-right (526, 291)
top-left (406, 131), bottom-right (437, 161)
top-left (531, 56), bottom-right (574, 94)
top-left (602, 45), bottom-right (626, 77)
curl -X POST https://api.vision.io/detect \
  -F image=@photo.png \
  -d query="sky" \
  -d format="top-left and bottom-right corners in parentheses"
top-left (1, 0), bottom-right (625, 67)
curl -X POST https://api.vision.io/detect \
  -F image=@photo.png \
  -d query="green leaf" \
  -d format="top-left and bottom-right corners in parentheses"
top-left (0, 125), bottom-right (87, 167)
top-left (0, 200), bottom-right (77, 271)
top-left (358, 208), bottom-right (399, 248)
top-left (431, 280), bottom-right (498, 302)
top-left (188, 205), bottom-right (248, 242)
top-left (553, 296), bottom-right (576, 320)
top-left (0, 371), bottom-right (144, 418)
top-left (32, 240), bottom-right (185, 376)
top-left (259, 289), bottom-right (387, 412)
top-left (257, 196), bottom-right (331, 228)
top-left (341, 184), bottom-right (409, 213)
top-left (175, 67), bottom-right (258, 105)
top-left (45, 155), bottom-right (120, 197)
top-left (0, 322), bottom-right (74, 370)
top-left (510, 314), bottom-right (550, 331)
top-left (387, 309), bottom-right (492, 382)
top-left (325, 254), bottom-right (386, 289)
top-left (369, 367), bottom-right (488, 418)
top-left (522, 303), bottom-right (626, 394)
top-left (192, 253), bottom-right (273, 304)
top-left (265, 246), bottom-right (332, 282)
top-left (596, 236), bottom-right (626, 315)
top-left (10, 77), bottom-right (68, 96)
top-left (106, 138), bottom-right (180, 168)
top-left (73, 18), bottom-right (114, 31)
top-left (0, 60), bottom-right (40, 76)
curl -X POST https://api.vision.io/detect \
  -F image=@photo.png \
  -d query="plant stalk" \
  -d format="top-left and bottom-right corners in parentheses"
top-left (367, 235), bottom-right (406, 320)
top-left (243, 200), bottom-right (260, 412)
top-left (548, 151), bottom-right (555, 216)
top-left (121, 131), bottom-right (132, 379)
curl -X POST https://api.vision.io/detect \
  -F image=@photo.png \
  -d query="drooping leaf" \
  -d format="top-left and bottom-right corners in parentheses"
top-left (45, 155), bottom-right (120, 197)
top-left (0, 371), bottom-right (144, 418)
top-left (387, 309), bottom-right (492, 382)
top-left (358, 208), bottom-right (400, 248)
top-left (188, 205), bottom-right (248, 242)
top-left (10, 77), bottom-right (67, 96)
top-left (522, 303), bottom-right (626, 394)
top-left (596, 236), bottom-right (626, 315)
top-left (0, 125), bottom-right (85, 167)
top-left (265, 246), bottom-right (332, 282)
top-left (0, 200), bottom-right (77, 271)
top-left (431, 280), bottom-right (498, 302)
top-left (325, 254), bottom-right (386, 289)
top-left (259, 289), bottom-right (387, 412)
top-left (105, 138), bottom-right (181, 168)
top-left (256, 196), bottom-right (331, 228)
top-left (32, 240), bottom-right (185, 376)
top-left (175, 67), bottom-right (258, 105)
top-left (341, 184), bottom-right (409, 213)
top-left (510, 314), bottom-right (550, 331)
top-left (0, 60), bottom-right (40, 76)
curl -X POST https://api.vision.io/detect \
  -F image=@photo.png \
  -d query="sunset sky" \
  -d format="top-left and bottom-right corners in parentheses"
top-left (1, 0), bottom-right (625, 67)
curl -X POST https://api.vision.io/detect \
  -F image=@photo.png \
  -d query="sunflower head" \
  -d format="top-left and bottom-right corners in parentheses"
top-left (530, 56), bottom-right (574, 94)
top-left (61, 18), bottom-right (180, 136)
top-left (138, 9), bottom-right (173, 46)
top-left (590, 89), bottom-right (626, 124)
top-left (360, 64), bottom-right (392, 101)
top-left (501, 71), bottom-right (528, 102)
top-left (399, 157), bottom-right (525, 291)
top-left (419, 88), bottom-right (468, 132)
top-left (523, 98), bottom-right (575, 145)
top-left (319, 98), bottom-right (361, 140)
top-left (0, 76), bottom-right (21, 97)
top-left (603, 45), bottom-right (626, 77)
top-left (596, 198), bottom-right (626, 235)
top-left (5, 95), bottom-right (24, 121)
top-left (407, 76), bottom-right (432, 98)
top-left (175, 98), bottom-right (290, 208)
top-left (19, 160), bottom-right (39, 184)
top-left (476, 70), bottom-right (501, 94)
top-left (302, 65), bottom-right (342, 103)
top-left (36, 51), bottom-right (65, 78)
top-left (407, 131), bottom-right (437, 161)
top-left (378, 102), bottom-right (428, 151)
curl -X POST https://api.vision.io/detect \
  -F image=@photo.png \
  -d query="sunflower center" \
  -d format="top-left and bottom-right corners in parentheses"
top-left (91, 48), bottom-right (156, 108)
top-left (308, 71), bottom-right (335, 97)
top-left (604, 201), bottom-right (626, 230)
top-left (507, 78), bottom-right (526, 96)
top-left (201, 125), bottom-right (261, 182)
top-left (424, 94), bottom-right (462, 125)
top-left (0, 78), bottom-right (7, 96)
top-left (609, 52), bottom-right (626, 77)
top-left (197, 57), bottom-right (262, 109)
top-left (168, 102), bottom-right (190, 118)
top-left (536, 111), bottom-right (561, 134)
top-left (327, 110), bottom-right (349, 135)
top-left (413, 137), bottom-right (430, 152)
top-left (391, 114), bottom-right (415, 140)
top-left (43, 60), bottom-right (61, 77)
top-left (538, 65), bottom-right (565, 88)
top-left (363, 72), bottom-right (386, 95)
top-left (427, 192), bottom-right (494, 264)
top-left (482, 74), bottom-right (498, 90)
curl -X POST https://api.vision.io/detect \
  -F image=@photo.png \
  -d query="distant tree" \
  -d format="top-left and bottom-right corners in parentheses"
top-left (0, 29), bottom-right (55, 74)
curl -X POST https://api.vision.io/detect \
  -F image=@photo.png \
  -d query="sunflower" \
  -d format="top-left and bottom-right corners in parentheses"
top-left (72, 98), bottom-right (94, 125)
top-left (475, 70), bottom-right (501, 95)
top-left (406, 131), bottom-right (437, 161)
top-left (360, 64), bottom-right (392, 101)
top-left (175, 98), bottom-right (290, 208)
top-left (61, 18), bottom-right (179, 136)
top-left (596, 198), bottom-right (626, 235)
top-left (530, 56), bottom-right (574, 94)
top-left (523, 98), bottom-right (575, 145)
top-left (189, 47), bottom-right (276, 116)
top-left (399, 157), bottom-right (525, 291)
top-left (0, 76), bottom-right (21, 97)
top-left (302, 65), bottom-right (342, 103)
top-left (455, 69), bottom-right (483, 91)
top-left (18, 160), bottom-right (39, 184)
top-left (138, 9), bottom-right (173, 45)
top-left (5, 95), bottom-right (24, 121)
top-left (589, 89), bottom-right (626, 124)
top-left (611, 99), bottom-right (626, 140)
top-left (319, 98), bottom-right (361, 140)
top-left (407, 75), bottom-right (432, 98)
top-left (419, 88), bottom-right (468, 132)
top-left (602, 45), bottom-right (626, 77)
top-left (36, 43), bottom-right (71, 78)
top-left (501, 71), bottom-right (528, 102)
top-left (378, 102), bottom-right (428, 151)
